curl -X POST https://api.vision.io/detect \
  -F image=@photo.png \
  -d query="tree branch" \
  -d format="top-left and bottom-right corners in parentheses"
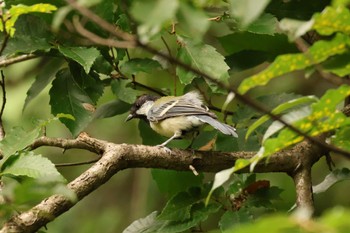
top-left (0, 54), bottom-right (39, 68)
top-left (1, 132), bottom-right (325, 232)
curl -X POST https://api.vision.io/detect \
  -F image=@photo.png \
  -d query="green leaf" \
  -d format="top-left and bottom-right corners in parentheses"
top-left (123, 211), bottom-right (163, 233)
top-left (256, 85), bottom-right (350, 163)
top-left (93, 100), bottom-right (131, 119)
top-left (323, 53), bottom-right (350, 77)
top-left (238, 33), bottom-right (350, 94)
top-left (2, 15), bottom-right (53, 56)
top-left (151, 169), bottom-right (203, 197)
top-left (131, 0), bottom-right (179, 42)
top-left (1, 3), bottom-right (57, 36)
top-left (159, 203), bottom-right (221, 233)
top-left (176, 37), bottom-right (229, 91)
top-left (49, 68), bottom-right (94, 136)
top-left (157, 190), bottom-right (201, 221)
top-left (219, 210), bottom-right (252, 232)
top-left (244, 13), bottom-right (277, 35)
top-left (313, 168), bottom-right (350, 194)
top-left (111, 79), bottom-right (140, 104)
top-left (120, 58), bottom-right (162, 77)
top-left (23, 58), bottom-right (64, 111)
top-left (1, 151), bottom-right (64, 181)
top-left (331, 126), bottom-right (350, 151)
top-left (313, 6), bottom-right (350, 36)
top-left (176, 2), bottom-right (210, 39)
top-left (58, 46), bottom-right (100, 73)
top-left (246, 96), bottom-right (318, 140)
top-left (0, 127), bottom-right (41, 162)
top-left (6, 176), bottom-right (76, 206)
top-left (229, 0), bottom-right (271, 27)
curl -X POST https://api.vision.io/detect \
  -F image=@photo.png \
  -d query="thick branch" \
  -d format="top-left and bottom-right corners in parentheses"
top-left (1, 134), bottom-right (324, 232)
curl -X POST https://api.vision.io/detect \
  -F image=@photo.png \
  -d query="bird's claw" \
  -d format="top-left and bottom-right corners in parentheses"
top-left (156, 145), bottom-right (172, 154)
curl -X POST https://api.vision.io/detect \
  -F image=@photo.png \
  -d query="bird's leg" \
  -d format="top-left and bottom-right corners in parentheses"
top-left (157, 131), bottom-right (182, 154)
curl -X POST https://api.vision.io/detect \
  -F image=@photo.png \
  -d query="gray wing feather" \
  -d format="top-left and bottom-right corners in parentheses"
top-left (195, 115), bottom-right (238, 138)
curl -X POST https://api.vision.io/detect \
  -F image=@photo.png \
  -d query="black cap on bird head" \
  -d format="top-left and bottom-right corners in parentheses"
top-left (125, 94), bottom-right (159, 122)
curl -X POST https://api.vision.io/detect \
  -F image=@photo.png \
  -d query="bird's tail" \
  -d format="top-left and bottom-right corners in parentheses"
top-left (195, 115), bottom-right (238, 138)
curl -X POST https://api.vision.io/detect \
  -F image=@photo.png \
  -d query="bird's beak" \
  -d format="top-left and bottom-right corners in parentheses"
top-left (125, 114), bottom-right (134, 122)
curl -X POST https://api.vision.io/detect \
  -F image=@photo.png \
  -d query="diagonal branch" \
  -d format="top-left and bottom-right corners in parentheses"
top-left (1, 133), bottom-right (324, 232)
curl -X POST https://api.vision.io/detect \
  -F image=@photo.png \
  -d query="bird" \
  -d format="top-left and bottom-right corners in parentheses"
top-left (126, 91), bottom-right (238, 147)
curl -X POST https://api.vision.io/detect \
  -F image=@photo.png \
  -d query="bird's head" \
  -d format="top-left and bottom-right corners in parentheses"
top-left (126, 94), bottom-right (159, 122)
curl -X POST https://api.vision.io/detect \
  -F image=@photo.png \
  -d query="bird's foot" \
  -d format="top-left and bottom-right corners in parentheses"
top-left (156, 144), bottom-right (172, 154)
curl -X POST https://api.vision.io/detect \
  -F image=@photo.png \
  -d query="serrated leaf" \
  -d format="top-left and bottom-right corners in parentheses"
top-left (159, 203), bottom-right (221, 233)
top-left (1, 152), bottom-right (64, 181)
top-left (176, 37), bottom-right (229, 91)
top-left (23, 58), bottom-right (64, 111)
top-left (49, 68), bottom-right (93, 136)
top-left (246, 96), bottom-right (318, 140)
top-left (152, 169), bottom-right (203, 197)
top-left (0, 127), bottom-right (41, 162)
top-left (2, 3), bottom-right (57, 36)
top-left (123, 211), bottom-right (164, 233)
top-left (157, 191), bottom-right (201, 221)
top-left (58, 46), bottom-right (100, 73)
top-left (120, 58), bottom-right (162, 77)
top-left (229, 0), bottom-right (270, 27)
top-left (313, 168), bottom-right (350, 194)
top-left (131, 0), bottom-right (179, 42)
top-left (238, 33), bottom-right (350, 94)
top-left (313, 6), bottom-right (350, 35)
top-left (93, 100), bottom-right (131, 119)
top-left (219, 210), bottom-right (252, 232)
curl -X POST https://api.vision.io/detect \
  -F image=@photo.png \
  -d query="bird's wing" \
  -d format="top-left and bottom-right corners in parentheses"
top-left (148, 98), bottom-right (216, 121)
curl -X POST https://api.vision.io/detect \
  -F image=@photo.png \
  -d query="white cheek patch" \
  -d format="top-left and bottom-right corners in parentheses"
top-left (136, 101), bottom-right (153, 115)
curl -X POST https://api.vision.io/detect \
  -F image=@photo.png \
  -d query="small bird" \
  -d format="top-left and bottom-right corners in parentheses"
top-left (126, 91), bottom-right (238, 147)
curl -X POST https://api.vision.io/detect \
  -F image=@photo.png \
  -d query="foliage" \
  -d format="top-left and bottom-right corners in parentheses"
top-left (1, 0), bottom-right (350, 232)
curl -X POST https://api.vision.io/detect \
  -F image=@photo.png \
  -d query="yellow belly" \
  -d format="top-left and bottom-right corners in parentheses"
top-left (150, 116), bottom-right (203, 137)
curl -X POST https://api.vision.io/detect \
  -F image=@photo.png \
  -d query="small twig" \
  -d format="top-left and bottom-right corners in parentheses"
top-left (0, 54), bottom-right (39, 67)
top-left (208, 16), bottom-right (221, 21)
top-left (55, 154), bottom-right (102, 167)
top-left (72, 16), bottom-right (135, 48)
top-left (161, 36), bottom-right (177, 95)
top-left (0, 70), bottom-right (6, 140)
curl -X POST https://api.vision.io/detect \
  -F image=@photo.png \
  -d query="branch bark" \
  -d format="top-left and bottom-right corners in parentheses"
top-left (1, 133), bottom-right (325, 233)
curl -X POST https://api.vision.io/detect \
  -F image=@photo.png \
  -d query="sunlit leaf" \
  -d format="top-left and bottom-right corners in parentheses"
top-left (1, 4), bottom-right (57, 36)
top-left (256, 85), bottom-right (350, 163)
top-left (313, 6), bottom-right (350, 35)
top-left (246, 96), bottom-right (318, 140)
top-left (238, 33), bottom-right (350, 94)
